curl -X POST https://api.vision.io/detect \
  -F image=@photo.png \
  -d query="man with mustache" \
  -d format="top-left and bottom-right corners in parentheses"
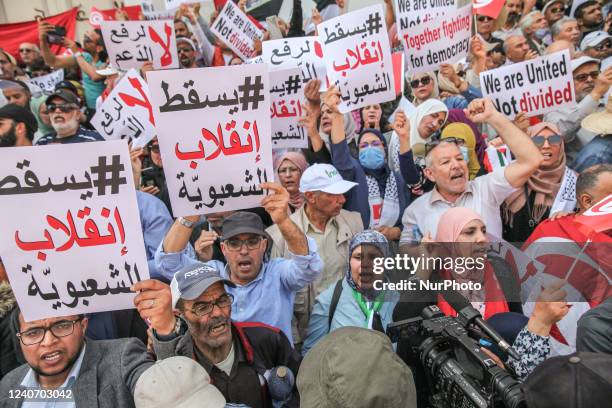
top-left (133, 263), bottom-right (301, 407)
top-left (494, 0), bottom-right (524, 41)
top-left (0, 103), bottom-right (37, 147)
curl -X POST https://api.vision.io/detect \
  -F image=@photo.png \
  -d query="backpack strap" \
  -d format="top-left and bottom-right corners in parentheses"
top-left (328, 279), bottom-right (344, 331)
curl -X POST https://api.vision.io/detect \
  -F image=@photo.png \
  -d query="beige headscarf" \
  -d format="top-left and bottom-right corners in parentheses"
top-left (407, 71), bottom-right (439, 106)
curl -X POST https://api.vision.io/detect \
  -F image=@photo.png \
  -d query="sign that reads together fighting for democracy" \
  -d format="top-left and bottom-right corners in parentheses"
top-left (400, 4), bottom-right (472, 74)
top-left (211, 0), bottom-right (264, 61)
top-left (147, 64), bottom-right (273, 216)
top-left (270, 67), bottom-right (307, 149)
top-left (317, 4), bottom-right (395, 113)
top-left (479, 50), bottom-right (575, 119)
top-left (100, 20), bottom-right (179, 71)
top-left (0, 141), bottom-right (149, 321)
top-left (394, 0), bottom-right (457, 29)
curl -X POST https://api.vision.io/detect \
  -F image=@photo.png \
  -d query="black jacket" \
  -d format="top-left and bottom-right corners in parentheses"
top-left (0, 283), bottom-right (21, 380)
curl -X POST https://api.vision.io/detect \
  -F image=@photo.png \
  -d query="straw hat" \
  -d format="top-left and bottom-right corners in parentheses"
top-left (581, 95), bottom-right (612, 135)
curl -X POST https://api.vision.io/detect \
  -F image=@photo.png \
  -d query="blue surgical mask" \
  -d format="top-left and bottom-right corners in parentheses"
top-left (535, 28), bottom-right (550, 40)
top-left (460, 146), bottom-right (469, 163)
top-left (359, 147), bottom-right (385, 170)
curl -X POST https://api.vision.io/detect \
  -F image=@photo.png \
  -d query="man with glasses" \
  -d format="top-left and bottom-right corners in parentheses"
top-left (176, 36), bottom-right (201, 69)
top-left (493, 0), bottom-right (524, 41)
top-left (153, 182), bottom-right (322, 343)
top-left (574, 0), bottom-right (604, 36)
top-left (476, 15), bottom-right (504, 49)
top-left (551, 17), bottom-right (582, 47)
top-left (581, 31), bottom-right (612, 60)
top-left (35, 89), bottom-right (103, 145)
top-left (132, 263), bottom-right (301, 407)
top-left (0, 310), bottom-right (154, 407)
top-left (17, 43), bottom-right (42, 76)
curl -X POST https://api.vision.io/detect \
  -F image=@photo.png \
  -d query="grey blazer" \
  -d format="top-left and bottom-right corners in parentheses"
top-left (0, 338), bottom-right (154, 408)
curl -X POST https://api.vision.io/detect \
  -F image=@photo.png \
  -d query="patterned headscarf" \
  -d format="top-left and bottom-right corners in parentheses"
top-left (345, 230), bottom-right (389, 299)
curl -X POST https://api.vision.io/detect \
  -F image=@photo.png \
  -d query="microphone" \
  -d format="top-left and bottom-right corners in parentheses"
top-left (441, 290), bottom-right (521, 360)
top-left (264, 366), bottom-right (295, 402)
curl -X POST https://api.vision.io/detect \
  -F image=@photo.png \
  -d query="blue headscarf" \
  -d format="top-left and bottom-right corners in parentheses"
top-left (345, 230), bottom-right (389, 300)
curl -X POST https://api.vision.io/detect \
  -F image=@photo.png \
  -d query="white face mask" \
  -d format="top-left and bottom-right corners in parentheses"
top-left (460, 146), bottom-right (469, 163)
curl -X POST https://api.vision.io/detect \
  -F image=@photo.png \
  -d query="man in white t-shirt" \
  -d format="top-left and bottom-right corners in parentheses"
top-left (400, 99), bottom-right (543, 244)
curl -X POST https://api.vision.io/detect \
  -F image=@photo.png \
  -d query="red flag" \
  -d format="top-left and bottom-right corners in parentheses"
top-left (89, 5), bottom-right (142, 29)
top-left (473, 0), bottom-right (505, 19)
top-left (573, 194), bottom-right (612, 235)
top-left (392, 52), bottom-right (404, 96)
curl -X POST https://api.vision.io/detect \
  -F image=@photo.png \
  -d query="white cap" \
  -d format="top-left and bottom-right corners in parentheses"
top-left (571, 55), bottom-right (600, 71)
top-left (134, 357), bottom-right (226, 408)
top-left (581, 31), bottom-right (612, 51)
top-left (299, 163), bottom-right (358, 194)
top-left (96, 64), bottom-right (118, 76)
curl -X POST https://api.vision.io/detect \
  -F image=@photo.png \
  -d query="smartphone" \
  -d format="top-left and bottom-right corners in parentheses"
top-left (47, 26), bottom-right (66, 45)
top-left (140, 167), bottom-right (159, 189)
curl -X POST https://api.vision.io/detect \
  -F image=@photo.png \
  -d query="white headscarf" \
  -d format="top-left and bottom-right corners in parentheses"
top-left (407, 71), bottom-right (439, 105)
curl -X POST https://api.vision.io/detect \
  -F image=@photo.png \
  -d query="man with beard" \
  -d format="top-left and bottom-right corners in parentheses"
top-left (574, 0), bottom-right (604, 36)
top-left (133, 263), bottom-right (301, 408)
top-left (0, 310), bottom-right (154, 407)
top-left (35, 90), bottom-right (103, 145)
top-left (543, 57), bottom-right (612, 158)
top-left (0, 80), bottom-right (31, 109)
top-left (0, 103), bottom-right (37, 147)
top-left (176, 36), bottom-right (202, 69)
top-left (552, 17), bottom-right (582, 47)
top-left (494, 0), bottom-right (524, 41)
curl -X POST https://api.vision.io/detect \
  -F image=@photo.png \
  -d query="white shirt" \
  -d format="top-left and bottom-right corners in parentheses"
top-left (400, 167), bottom-right (518, 243)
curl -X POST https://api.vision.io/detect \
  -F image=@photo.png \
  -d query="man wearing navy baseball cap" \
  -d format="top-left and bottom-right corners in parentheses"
top-left (132, 261), bottom-right (301, 408)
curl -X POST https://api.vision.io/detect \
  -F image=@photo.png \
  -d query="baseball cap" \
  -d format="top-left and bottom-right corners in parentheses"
top-left (571, 55), bottom-right (600, 71)
top-left (54, 80), bottom-right (79, 95)
top-left (134, 356), bottom-right (226, 408)
top-left (170, 262), bottom-right (235, 308)
top-left (45, 89), bottom-right (80, 106)
top-left (0, 103), bottom-right (38, 138)
top-left (523, 352), bottom-right (612, 408)
top-left (580, 31), bottom-right (612, 51)
top-left (299, 163), bottom-right (358, 194)
top-left (220, 211), bottom-right (270, 241)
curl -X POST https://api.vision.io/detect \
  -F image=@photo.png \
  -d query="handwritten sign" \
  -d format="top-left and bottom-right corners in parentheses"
top-left (91, 69), bottom-right (156, 149)
top-left (211, 0), bottom-right (264, 61)
top-left (262, 37), bottom-right (327, 91)
top-left (100, 20), bottom-right (179, 71)
top-left (28, 70), bottom-right (64, 95)
top-left (270, 67), bottom-right (307, 149)
top-left (479, 50), bottom-right (575, 119)
top-left (147, 64), bottom-right (273, 216)
top-left (317, 4), bottom-right (395, 113)
top-left (0, 141), bottom-right (149, 321)
top-left (400, 4), bottom-right (472, 74)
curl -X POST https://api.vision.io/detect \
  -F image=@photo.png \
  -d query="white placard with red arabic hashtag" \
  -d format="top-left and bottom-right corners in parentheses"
top-left (91, 69), bottom-right (156, 149)
top-left (100, 20), bottom-right (179, 71)
top-left (0, 141), bottom-right (150, 322)
top-left (270, 67), bottom-right (307, 149)
top-left (317, 4), bottom-right (395, 113)
top-left (146, 64), bottom-right (273, 216)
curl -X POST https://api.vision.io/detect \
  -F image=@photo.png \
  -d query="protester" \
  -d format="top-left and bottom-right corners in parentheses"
top-left (0, 103), bottom-right (37, 147)
top-left (573, 94), bottom-right (612, 171)
top-left (273, 151), bottom-right (309, 213)
top-left (476, 14), bottom-right (504, 48)
top-left (521, 11), bottom-right (552, 56)
top-left (542, 0), bottom-right (566, 27)
top-left (0, 49), bottom-right (19, 80)
top-left (176, 36), bottom-right (201, 69)
top-left (0, 264), bottom-right (18, 380)
top-left (580, 31), bottom-right (612, 60)
top-left (551, 17), bottom-right (582, 47)
top-left (0, 80), bottom-right (31, 108)
top-left (576, 296), bottom-right (612, 353)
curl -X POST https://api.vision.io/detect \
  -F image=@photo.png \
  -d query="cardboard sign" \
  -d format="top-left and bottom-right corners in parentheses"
top-left (270, 67), bottom-right (307, 149)
top-left (147, 64), bottom-right (273, 216)
top-left (317, 4), bottom-right (395, 113)
top-left (394, 0), bottom-right (458, 30)
top-left (0, 141), bottom-right (149, 321)
top-left (91, 69), bottom-right (156, 149)
top-left (100, 20), bottom-right (179, 71)
top-left (28, 70), bottom-right (64, 95)
top-left (211, 0), bottom-right (264, 61)
top-left (479, 50), bottom-right (575, 119)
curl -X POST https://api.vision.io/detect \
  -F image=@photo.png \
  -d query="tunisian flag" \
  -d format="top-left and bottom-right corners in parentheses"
top-left (89, 6), bottom-right (142, 29)
top-left (473, 0), bottom-right (505, 19)
top-left (574, 194), bottom-right (612, 235)
top-left (0, 8), bottom-right (78, 61)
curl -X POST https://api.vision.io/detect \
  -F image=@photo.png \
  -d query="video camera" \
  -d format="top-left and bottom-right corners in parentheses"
top-left (387, 296), bottom-right (526, 408)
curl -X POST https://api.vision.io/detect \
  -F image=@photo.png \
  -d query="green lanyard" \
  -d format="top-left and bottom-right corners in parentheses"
top-left (352, 289), bottom-right (384, 325)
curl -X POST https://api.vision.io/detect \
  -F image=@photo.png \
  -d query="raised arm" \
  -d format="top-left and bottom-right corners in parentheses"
top-left (38, 20), bottom-right (77, 70)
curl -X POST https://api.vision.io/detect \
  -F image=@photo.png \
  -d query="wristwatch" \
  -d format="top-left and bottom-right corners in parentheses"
top-left (177, 216), bottom-right (196, 228)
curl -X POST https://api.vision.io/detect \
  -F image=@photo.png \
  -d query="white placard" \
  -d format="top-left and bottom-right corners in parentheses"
top-left (164, 0), bottom-right (200, 10)
top-left (91, 69), bottom-right (156, 149)
top-left (394, 0), bottom-right (458, 30)
top-left (0, 141), bottom-right (149, 321)
top-left (211, 1), bottom-right (264, 61)
top-left (270, 67), bottom-right (307, 149)
top-left (479, 50), bottom-right (575, 119)
top-left (28, 70), bottom-right (64, 95)
top-left (317, 4), bottom-right (395, 113)
top-left (147, 64), bottom-right (273, 216)
top-left (100, 20), bottom-right (179, 71)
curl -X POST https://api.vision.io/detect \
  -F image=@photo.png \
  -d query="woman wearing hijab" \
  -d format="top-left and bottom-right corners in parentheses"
top-left (302, 230), bottom-right (398, 355)
top-left (274, 151), bottom-right (309, 213)
top-left (441, 123), bottom-right (482, 180)
top-left (29, 95), bottom-right (53, 144)
top-left (502, 122), bottom-right (577, 243)
top-left (408, 66), bottom-right (481, 110)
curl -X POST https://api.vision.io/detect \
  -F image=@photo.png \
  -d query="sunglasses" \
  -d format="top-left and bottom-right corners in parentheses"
top-left (358, 140), bottom-right (384, 149)
top-left (594, 40), bottom-right (612, 51)
top-left (549, 7), bottom-right (563, 13)
top-left (410, 77), bottom-right (432, 88)
top-left (47, 104), bottom-right (78, 113)
top-left (477, 15), bottom-right (493, 22)
top-left (19, 48), bottom-right (35, 53)
top-left (532, 134), bottom-right (562, 147)
top-left (573, 70), bottom-right (599, 82)
top-left (177, 47), bottom-right (194, 54)
top-left (424, 137), bottom-right (464, 156)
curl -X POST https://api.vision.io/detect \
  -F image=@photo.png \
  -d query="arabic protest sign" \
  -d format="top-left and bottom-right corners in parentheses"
top-left (479, 50), bottom-right (575, 119)
top-left (262, 37), bottom-right (327, 91)
top-left (400, 4), bottom-right (472, 74)
top-left (100, 20), bottom-right (179, 71)
top-left (91, 69), bottom-right (156, 149)
top-left (211, 0), bottom-right (264, 61)
top-left (317, 4), bottom-right (395, 113)
top-left (270, 67), bottom-right (307, 149)
top-left (0, 141), bottom-right (149, 321)
top-left (27, 70), bottom-right (64, 95)
top-left (147, 64), bottom-right (273, 216)
top-left (394, 0), bottom-right (458, 29)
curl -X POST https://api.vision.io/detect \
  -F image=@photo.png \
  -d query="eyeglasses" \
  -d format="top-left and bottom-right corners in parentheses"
top-left (16, 318), bottom-right (83, 346)
top-left (594, 40), bottom-right (612, 51)
top-left (574, 70), bottom-right (599, 82)
top-left (224, 236), bottom-right (263, 251)
top-left (532, 134), bottom-right (562, 147)
top-left (149, 144), bottom-right (160, 153)
top-left (177, 47), bottom-right (194, 54)
top-left (477, 16), bottom-right (493, 22)
top-left (19, 48), bottom-right (35, 54)
top-left (549, 7), bottom-right (563, 13)
top-left (188, 293), bottom-right (234, 317)
top-left (278, 166), bottom-right (299, 175)
top-left (410, 77), bottom-right (432, 89)
top-left (47, 104), bottom-right (78, 113)
top-left (358, 140), bottom-right (384, 149)
top-left (424, 137), bottom-right (464, 156)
